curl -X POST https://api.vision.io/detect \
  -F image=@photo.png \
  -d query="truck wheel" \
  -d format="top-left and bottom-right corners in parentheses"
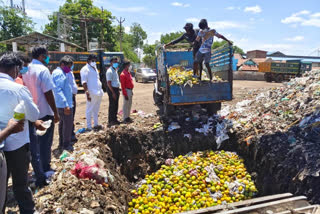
top-left (163, 103), bottom-right (174, 117)
top-left (264, 73), bottom-right (272, 82)
top-left (275, 74), bottom-right (284, 83)
top-left (153, 89), bottom-right (163, 105)
top-left (207, 103), bottom-right (221, 116)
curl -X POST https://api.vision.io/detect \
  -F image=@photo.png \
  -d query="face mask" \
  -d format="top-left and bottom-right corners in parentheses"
top-left (62, 66), bottom-right (71, 73)
top-left (90, 62), bottom-right (96, 67)
top-left (20, 66), bottom-right (28, 74)
top-left (44, 55), bottom-right (50, 65)
top-left (113, 63), bottom-right (119, 68)
top-left (71, 65), bottom-right (74, 71)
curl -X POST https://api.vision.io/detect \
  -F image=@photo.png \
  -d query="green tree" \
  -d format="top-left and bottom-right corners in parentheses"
top-left (128, 22), bottom-right (147, 50)
top-left (212, 40), bottom-right (244, 54)
top-left (44, 0), bottom-right (114, 51)
top-left (160, 31), bottom-right (183, 44)
top-left (142, 44), bottom-right (156, 68)
top-left (0, 6), bottom-right (34, 51)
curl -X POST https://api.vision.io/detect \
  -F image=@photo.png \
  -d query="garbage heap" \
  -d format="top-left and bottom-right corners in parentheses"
top-left (34, 132), bottom-right (132, 214)
top-left (220, 70), bottom-right (320, 203)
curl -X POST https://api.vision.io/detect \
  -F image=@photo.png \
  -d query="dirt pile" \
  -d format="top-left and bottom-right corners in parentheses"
top-left (221, 70), bottom-right (320, 203)
top-left (35, 131), bottom-right (132, 214)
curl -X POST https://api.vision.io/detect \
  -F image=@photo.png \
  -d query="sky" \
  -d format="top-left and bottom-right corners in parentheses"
top-left (5, 0), bottom-right (320, 55)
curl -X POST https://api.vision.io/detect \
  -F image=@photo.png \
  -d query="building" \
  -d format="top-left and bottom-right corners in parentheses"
top-left (266, 51), bottom-right (320, 68)
top-left (234, 53), bottom-right (268, 72)
top-left (246, 50), bottom-right (267, 59)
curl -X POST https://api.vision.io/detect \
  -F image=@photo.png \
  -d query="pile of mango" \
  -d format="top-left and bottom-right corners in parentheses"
top-left (128, 151), bottom-right (257, 214)
top-left (168, 66), bottom-right (199, 86)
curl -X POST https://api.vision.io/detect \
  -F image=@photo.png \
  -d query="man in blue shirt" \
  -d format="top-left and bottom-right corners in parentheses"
top-left (52, 56), bottom-right (74, 151)
top-left (194, 19), bottom-right (232, 80)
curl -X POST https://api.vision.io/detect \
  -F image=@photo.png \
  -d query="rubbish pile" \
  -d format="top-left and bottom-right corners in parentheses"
top-left (220, 70), bottom-right (320, 203)
top-left (128, 151), bottom-right (257, 214)
top-left (34, 134), bottom-right (132, 214)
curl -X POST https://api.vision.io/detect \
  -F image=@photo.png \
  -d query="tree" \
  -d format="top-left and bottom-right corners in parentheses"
top-left (142, 44), bottom-right (156, 68)
top-left (0, 6), bottom-right (34, 51)
top-left (128, 23), bottom-right (147, 50)
top-left (212, 40), bottom-right (244, 54)
top-left (44, 0), bottom-right (114, 51)
top-left (160, 31), bottom-right (183, 44)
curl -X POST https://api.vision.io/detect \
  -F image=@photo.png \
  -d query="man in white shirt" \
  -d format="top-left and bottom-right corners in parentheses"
top-left (0, 119), bottom-right (24, 214)
top-left (106, 57), bottom-right (121, 126)
top-left (23, 45), bottom-right (59, 188)
top-left (0, 52), bottom-right (41, 214)
top-left (80, 54), bottom-right (103, 130)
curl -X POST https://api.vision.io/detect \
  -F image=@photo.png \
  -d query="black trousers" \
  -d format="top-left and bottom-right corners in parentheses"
top-left (107, 87), bottom-right (120, 123)
top-left (4, 144), bottom-right (35, 214)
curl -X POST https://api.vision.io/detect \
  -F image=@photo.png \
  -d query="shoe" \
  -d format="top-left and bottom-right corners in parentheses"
top-left (93, 125), bottom-right (103, 130)
top-left (108, 121), bottom-right (120, 126)
top-left (63, 145), bottom-right (74, 152)
top-left (71, 136), bottom-right (78, 143)
top-left (124, 117), bottom-right (133, 123)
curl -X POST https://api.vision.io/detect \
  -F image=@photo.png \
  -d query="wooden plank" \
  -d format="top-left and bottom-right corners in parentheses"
top-left (217, 196), bottom-right (308, 214)
top-left (275, 205), bottom-right (320, 214)
top-left (179, 193), bottom-right (293, 214)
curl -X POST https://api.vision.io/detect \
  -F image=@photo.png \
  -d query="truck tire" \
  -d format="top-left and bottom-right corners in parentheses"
top-left (163, 103), bottom-right (174, 117)
top-left (153, 89), bottom-right (163, 105)
top-left (264, 73), bottom-right (272, 82)
top-left (275, 74), bottom-right (284, 83)
top-left (207, 103), bottom-right (221, 116)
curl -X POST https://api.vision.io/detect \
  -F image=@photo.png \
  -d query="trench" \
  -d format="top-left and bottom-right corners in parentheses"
top-left (102, 122), bottom-right (320, 212)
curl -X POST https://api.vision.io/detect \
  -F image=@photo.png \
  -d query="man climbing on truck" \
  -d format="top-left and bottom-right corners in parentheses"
top-left (194, 19), bottom-right (232, 80)
top-left (164, 23), bottom-right (202, 75)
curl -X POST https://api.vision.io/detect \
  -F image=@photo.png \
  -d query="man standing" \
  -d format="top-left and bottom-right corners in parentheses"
top-left (23, 45), bottom-right (59, 187)
top-left (80, 54), bottom-right (103, 130)
top-left (0, 119), bottom-right (24, 214)
top-left (106, 57), bottom-right (121, 126)
top-left (120, 61), bottom-right (134, 123)
top-left (52, 56), bottom-right (74, 151)
top-left (165, 23), bottom-right (201, 74)
top-left (0, 52), bottom-right (41, 214)
top-left (66, 60), bottom-right (78, 142)
top-left (194, 19), bottom-right (232, 80)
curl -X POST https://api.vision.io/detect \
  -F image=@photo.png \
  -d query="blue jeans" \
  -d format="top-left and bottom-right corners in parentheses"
top-left (38, 115), bottom-right (54, 172)
top-left (29, 122), bottom-right (45, 186)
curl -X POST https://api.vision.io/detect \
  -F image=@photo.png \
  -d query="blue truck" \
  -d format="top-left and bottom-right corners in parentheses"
top-left (153, 44), bottom-right (234, 116)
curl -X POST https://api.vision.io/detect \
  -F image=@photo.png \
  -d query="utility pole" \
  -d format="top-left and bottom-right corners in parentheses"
top-left (21, 0), bottom-right (25, 14)
top-left (84, 20), bottom-right (89, 51)
top-left (10, 0), bottom-right (13, 8)
top-left (57, 12), bottom-right (61, 39)
top-left (100, 7), bottom-right (104, 49)
top-left (116, 17), bottom-right (125, 52)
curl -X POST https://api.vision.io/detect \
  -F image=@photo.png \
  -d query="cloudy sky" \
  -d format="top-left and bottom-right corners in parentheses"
top-left (5, 0), bottom-right (320, 55)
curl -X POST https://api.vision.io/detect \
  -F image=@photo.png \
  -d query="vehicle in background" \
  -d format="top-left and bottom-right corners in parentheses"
top-left (154, 44), bottom-right (233, 116)
top-left (46, 50), bottom-right (124, 91)
top-left (135, 68), bottom-right (157, 83)
top-left (259, 60), bottom-right (312, 82)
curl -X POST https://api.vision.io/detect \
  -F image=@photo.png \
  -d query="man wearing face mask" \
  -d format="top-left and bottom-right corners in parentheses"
top-left (15, 52), bottom-right (31, 85)
top-left (106, 57), bottom-right (121, 126)
top-left (80, 54), bottom-right (103, 130)
top-left (0, 52), bottom-right (40, 214)
top-left (52, 56), bottom-right (74, 151)
top-left (23, 45), bottom-right (59, 188)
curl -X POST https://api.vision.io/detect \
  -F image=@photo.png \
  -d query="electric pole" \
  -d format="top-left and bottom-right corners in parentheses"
top-left (100, 7), bottom-right (104, 49)
top-left (22, 0), bottom-right (25, 14)
top-left (116, 17), bottom-right (125, 52)
top-left (57, 12), bottom-right (61, 39)
top-left (10, 0), bottom-right (13, 8)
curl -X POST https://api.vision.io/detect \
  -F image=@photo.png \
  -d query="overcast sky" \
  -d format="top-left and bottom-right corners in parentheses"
top-left (5, 0), bottom-right (320, 55)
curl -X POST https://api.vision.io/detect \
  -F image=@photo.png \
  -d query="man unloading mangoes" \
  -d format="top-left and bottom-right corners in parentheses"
top-left (194, 19), bottom-right (232, 80)
top-left (164, 23), bottom-right (202, 75)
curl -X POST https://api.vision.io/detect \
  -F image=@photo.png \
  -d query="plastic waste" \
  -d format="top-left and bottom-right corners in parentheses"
top-left (36, 120), bottom-right (52, 136)
top-left (59, 150), bottom-right (70, 161)
top-left (76, 128), bottom-right (86, 134)
top-left (13, 100), bottom-right (25, 121)
top-left (168, 122), bottom-right (181, 131)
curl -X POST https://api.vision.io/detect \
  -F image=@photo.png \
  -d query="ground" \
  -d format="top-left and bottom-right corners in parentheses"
top-left (5, 80), bottom-right (282, 213)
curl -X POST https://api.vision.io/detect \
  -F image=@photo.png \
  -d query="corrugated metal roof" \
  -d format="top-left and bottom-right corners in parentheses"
top-left (270, 57), bottom-right (320, 63)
